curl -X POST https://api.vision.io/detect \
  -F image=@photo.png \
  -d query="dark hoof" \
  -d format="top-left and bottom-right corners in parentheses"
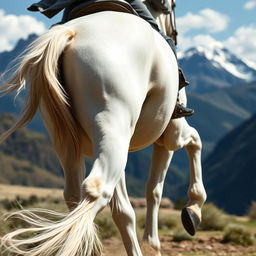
top-left (181, 207), bottom-right (200, 236)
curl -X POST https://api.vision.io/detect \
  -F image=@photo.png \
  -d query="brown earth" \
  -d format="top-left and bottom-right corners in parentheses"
top-left (103, 235), bottom-right (256, 256)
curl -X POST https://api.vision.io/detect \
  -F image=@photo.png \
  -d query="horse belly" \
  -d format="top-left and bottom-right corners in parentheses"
top-left (129, 92), bottom-right (174, 151)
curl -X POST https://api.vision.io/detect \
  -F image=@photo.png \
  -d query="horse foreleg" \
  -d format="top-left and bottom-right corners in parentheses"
top-left (143, 143), bottom-right (173, 256)
top-left (110, 172), bottom-right (143, 256)
top-left (162, 119), bottom-right (207, 236)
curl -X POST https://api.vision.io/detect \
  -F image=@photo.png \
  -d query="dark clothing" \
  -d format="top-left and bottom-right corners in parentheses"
top-left (147, 0), bottom-right (172, 14)
top-left (125, 0), bottom-right (176, 54)
top-left (28, 0), bottom-right (77, 18)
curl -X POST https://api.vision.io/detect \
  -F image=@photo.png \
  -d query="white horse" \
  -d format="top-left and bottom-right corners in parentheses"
top-left (0, 3), bottom-right (206, 256)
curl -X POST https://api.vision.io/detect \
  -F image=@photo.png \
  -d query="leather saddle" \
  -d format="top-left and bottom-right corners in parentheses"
top-left (63, 0), bottom-right (138, 22)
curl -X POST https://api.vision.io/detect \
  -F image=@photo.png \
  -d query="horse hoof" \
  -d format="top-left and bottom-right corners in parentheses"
top-left (181, 207), bottom-right (200, 236)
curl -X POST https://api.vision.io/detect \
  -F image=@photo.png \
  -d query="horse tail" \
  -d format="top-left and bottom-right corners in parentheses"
top-left (1, 200), bottom-right (102, 256)
top-left (0, 25), bottom-right (102, 255)
top-left (0, 24), bottom-right (83, 157)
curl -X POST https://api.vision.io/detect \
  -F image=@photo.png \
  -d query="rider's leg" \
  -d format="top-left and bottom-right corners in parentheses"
top-left (126, 0), bottom-right (194, 118)
top-left (126, 0), bottom-right (175, 52)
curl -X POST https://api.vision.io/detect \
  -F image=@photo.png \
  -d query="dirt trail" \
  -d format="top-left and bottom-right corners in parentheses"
top-left (103, 235), bottom-right (256, 256)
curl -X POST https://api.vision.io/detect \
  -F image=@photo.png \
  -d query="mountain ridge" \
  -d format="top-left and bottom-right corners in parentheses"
top-left (203, 114), bottom-right (256, 215)
top-left (179, 45), bottom-right (256, 93)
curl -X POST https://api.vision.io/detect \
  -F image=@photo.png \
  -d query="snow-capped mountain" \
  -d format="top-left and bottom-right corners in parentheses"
top-left (178, 46), bottom-right (256, 93)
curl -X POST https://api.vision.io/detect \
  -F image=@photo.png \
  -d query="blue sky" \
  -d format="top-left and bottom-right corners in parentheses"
top-left (177, 0), bottom-right (255, 40)
top-left (0, 0), bottom-right (256, 65)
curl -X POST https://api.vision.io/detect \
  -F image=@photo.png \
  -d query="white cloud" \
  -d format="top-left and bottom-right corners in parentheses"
top-left (176, 9), bottom-right (229, 52)
top-left (177, 34), bottom-right (223, 52)
top-left (177, 9), bottom-right (230, 35)
top-left (0, 9), bottom-right (46, 52)
top-left (244, 1), bottom-right (256, 10)
top-left (176, 9), bottom-right (256, 67)
top-left (177, 23), bottom-right (256, 67)
top-left (224, 25), bottom-right (256, 66)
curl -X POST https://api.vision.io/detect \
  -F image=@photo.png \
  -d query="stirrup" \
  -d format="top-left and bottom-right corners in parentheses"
top-left (179, 68), bottom-right (189, 90)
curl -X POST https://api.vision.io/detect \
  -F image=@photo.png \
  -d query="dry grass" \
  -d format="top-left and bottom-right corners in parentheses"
top-left (0, 183), bottom-right (63, 200)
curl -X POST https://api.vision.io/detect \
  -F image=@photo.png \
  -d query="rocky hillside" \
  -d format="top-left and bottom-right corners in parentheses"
top-left (0, 113), bottom-right (63, 188)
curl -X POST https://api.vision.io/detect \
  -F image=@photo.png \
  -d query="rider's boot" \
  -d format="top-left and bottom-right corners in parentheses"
top-left (172, 101), bottom-right (194, 119)
top-left (165, 37), bottom-right (194, 119)
top-left (171, 68), bottom-right (194, 119)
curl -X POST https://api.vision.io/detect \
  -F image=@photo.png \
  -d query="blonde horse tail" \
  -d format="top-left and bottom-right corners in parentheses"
top-left (0, 24), bottom-right (83, 157)
top-left (0, 26), bottom-right (102, 255)
top-left (1, 199), bottom-right (102, 256)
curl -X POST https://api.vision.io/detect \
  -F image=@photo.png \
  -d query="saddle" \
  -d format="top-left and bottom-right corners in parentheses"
top-left (62, 0), bottom-right (138, 22)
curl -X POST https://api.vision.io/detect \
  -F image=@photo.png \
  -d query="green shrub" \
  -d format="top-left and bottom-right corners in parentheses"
top-left (158, 214), bottom-right (178, 230)
top-left (137, 213), bottom-right (178, 231)
top-left (172, 229), bottom-right (194, 242)
top-left (27, 195), bottom-right (39, 205)
top-left (248, 201), bottom-right (256, 221)
top-left (200, 203), bottom-right (226, 231)
top-left (95, 214), bottom-right (118, 239)
top-left (137, 214), bottom-right (146, 229)
top-left (174, 199), bottom-right (186, 210)
top-left (1, 199), bottom-right (13, 210)
top-left (1, 195), bottom-right (40, 211)
top-left (223, 224), bottom-right (255, 246)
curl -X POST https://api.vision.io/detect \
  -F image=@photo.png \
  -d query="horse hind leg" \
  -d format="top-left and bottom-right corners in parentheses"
top-left (110, 172), bottom-right (143, 256)
top-left (41, 109), bottom-right (86, 210)
top-left (81, 116), bottom-right (132, 214)
top-left (57, 150), bottom-right (86, 210)
top-left (182, 126), bottom-right (207, 236)
top-left (162, 119), bottom-right (207, 236)
top-left (143, 143), bottom-right (173, 256)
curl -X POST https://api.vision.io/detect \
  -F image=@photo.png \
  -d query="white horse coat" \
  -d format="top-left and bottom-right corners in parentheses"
top-left (0, 8), bottom-right (206, 256)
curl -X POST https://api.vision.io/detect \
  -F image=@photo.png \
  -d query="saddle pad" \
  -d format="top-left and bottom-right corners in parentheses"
top-left (64, 0), bottom-right (138, 22)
